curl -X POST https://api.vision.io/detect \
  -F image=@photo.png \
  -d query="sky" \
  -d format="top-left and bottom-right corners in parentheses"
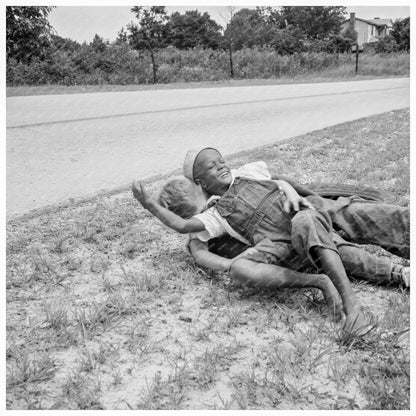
top-left (47, 3), bottom-right (411, 44)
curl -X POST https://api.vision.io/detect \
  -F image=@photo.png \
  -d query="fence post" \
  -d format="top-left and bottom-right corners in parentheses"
top-left (355, 42), bottom-right (359, 74)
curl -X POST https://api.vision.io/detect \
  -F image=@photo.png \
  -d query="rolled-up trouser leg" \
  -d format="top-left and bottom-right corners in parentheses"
top-left (337, 244), bottom-right (393, 284)
top-left (333, 201), bottom-right (409, 259)
top-left (307, 196), bottom-right (410, 259)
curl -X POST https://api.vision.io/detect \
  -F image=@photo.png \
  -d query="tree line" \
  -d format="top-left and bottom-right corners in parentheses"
top-left (6, 6), bottom-right (410, 86)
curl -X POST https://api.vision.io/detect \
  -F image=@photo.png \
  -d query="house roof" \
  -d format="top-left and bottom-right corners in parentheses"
top-left (365, 18), bottom-right (392, 27)
top-left (342, 17), bottom-right (393, 27)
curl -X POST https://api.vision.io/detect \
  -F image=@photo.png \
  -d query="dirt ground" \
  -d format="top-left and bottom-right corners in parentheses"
top-left (6, 109), bottom-right (410, 410)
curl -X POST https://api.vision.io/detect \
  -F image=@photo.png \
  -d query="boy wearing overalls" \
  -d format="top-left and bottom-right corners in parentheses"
top-left (133, 147), bottom-right (409, 337)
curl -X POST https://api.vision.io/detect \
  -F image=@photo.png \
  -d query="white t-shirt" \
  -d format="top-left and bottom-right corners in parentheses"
top-left (192, 161), bottom-right (273, 245)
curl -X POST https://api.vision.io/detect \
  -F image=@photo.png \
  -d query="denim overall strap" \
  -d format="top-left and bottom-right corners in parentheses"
top-left (244, 183), bottom-right (283, 240)
top-left (216, 177), bottom-right (283, 244)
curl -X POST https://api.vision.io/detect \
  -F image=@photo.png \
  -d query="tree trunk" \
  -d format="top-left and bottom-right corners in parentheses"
top-left (148, 46), bottom-right (157, 84)
top-left (228, 40), bottom-right (234, 79)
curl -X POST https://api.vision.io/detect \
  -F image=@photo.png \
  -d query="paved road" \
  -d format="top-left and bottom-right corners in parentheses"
top-left (7, 78), bottom-right (409, 217)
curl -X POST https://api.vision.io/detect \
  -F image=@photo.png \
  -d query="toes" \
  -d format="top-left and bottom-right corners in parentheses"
top-left (342, 321), bottom-right (376, 338)
top-left (342, 311), bottom-right (376, 337)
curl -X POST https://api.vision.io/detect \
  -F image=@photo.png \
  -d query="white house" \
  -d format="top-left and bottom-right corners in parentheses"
top-left (341, 13), bottom-right (393, 46)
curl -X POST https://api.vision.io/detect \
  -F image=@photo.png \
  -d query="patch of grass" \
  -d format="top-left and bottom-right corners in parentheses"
top-left (73, 292), bottom-right (140, 339)
top-left (327, 354), bottom-right (355, 387)
top-left (41, 300), bottom-right (71, 338)
top-left (136, 370), bottom-right (188, 410)
top-left (224, 306), bottom-right (245, 329)
top-left (125, 320), bottom-right (154, 360)
top-left (61, 370), bottom-right (104, 410)
top-left (212, 391), bottom-right (237, 410)
top-left (359, 349), bottom-right (409, 409)
top-left (28, 246), bottom-right (60, 280)
top-left (119, 264), bottom-right (163, 295)
top-left (274, 304), bottom-right (303, 332)
top-left (231, 109), bottom-right (410, 200)
top-left (50, 230), bottom-right (73, 254)
top-left (7, 349), bottom-right (58, 387)
top-left (289, 328), bottom-right (331, 374)
top-left (231, 365), bottom-right (262, 409)
top-left (192, 342), bottom-right (244, 390)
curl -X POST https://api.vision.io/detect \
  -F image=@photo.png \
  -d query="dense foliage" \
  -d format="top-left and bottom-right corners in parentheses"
top-left (6, 6), bottom-right (55, 64)
top-left (167, 10), bottom-right (223, 49)
top-left (391, 17), bottom-right (410, 51)
top-left (6, 6), bottom-right (410, 86)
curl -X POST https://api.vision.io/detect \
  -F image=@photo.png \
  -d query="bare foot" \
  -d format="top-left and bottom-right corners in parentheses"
top-left (342, 307), bottom-right (375, 337)
top-left (320, 274), bottom-right (343, 321)
top-left (402, 266), bottom-right (410, 288)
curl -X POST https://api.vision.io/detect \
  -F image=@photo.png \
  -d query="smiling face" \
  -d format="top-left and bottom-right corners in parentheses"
top-left (193, 149), bottom-right (232, 196)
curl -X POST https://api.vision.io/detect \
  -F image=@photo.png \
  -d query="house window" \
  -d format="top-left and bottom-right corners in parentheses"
top-left (371, 26), bottom-right (374, 35)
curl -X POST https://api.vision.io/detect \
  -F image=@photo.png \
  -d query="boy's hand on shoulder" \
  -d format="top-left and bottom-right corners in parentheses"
top-left (132, 180), bottom-right (153, 209)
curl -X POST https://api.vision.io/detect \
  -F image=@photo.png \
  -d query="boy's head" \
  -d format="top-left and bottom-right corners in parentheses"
top-left (158, 177), bottom-right (207, 219)
top-left (183, 147), bottom-right (232, 196)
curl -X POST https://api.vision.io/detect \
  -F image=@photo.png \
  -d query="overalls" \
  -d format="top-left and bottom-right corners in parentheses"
top-left (305, 195), bottom-right (410, 259)
top-left (215, 177), bottom-right (341, 271)
top-left (214, 177), bottom-right (403, 280)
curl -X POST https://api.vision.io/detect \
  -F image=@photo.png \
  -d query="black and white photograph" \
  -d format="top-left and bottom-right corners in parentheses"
top-left (5, 1), bottom-right (411, 410)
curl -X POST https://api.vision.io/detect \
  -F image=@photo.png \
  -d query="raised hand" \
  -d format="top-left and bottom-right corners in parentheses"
top-left (132, 180), bottom-right (153, 209)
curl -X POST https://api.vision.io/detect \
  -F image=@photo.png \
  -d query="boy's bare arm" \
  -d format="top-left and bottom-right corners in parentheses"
top-left (189, 238), bottom-right (259, 271)
top-left (189, 238), bottom-right (233, 271)
top-left (271, 174), bottom-right (318, 197)
top-left (132, 181), bottom-right (205, 234)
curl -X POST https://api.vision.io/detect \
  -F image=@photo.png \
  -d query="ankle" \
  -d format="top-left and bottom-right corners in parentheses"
top-left (391, 264), bottom-right (410, 288)
top-left (345, 302), bottom-right (362, 316)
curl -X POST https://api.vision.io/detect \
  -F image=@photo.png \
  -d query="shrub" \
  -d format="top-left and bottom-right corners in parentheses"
top-left (6, 44), bottom-right (410, 86)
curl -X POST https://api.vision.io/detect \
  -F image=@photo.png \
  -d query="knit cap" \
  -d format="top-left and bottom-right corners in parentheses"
top-left (183, 147), bottom-right (220, 181)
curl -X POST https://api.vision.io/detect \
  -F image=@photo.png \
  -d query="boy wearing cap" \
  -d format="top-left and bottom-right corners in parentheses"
top-left (180, 147), bottom-right (408, 283)
top-left (182, 147), bottom-right (409, 260)
top-left (133, 154), bottom-right (370, 336)
top-left (132, 147), bottom-right (409, 336)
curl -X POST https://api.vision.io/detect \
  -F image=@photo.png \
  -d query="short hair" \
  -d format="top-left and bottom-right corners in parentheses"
top-left (158, 177), bottom-right (201, 219)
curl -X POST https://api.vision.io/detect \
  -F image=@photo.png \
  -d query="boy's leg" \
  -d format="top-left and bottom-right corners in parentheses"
top-left (291, 209), bottom-right (373, 336)
top-left (312, 246), bottom-right (372, 336)
top-left (338, 244), bottom-right (409, 287)
top-left (335, 201), bottom-right (409, 259)
top-left (308, 196), bottom-right (410, 259)
top-left (229, 258), bottom-right (342, 319)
